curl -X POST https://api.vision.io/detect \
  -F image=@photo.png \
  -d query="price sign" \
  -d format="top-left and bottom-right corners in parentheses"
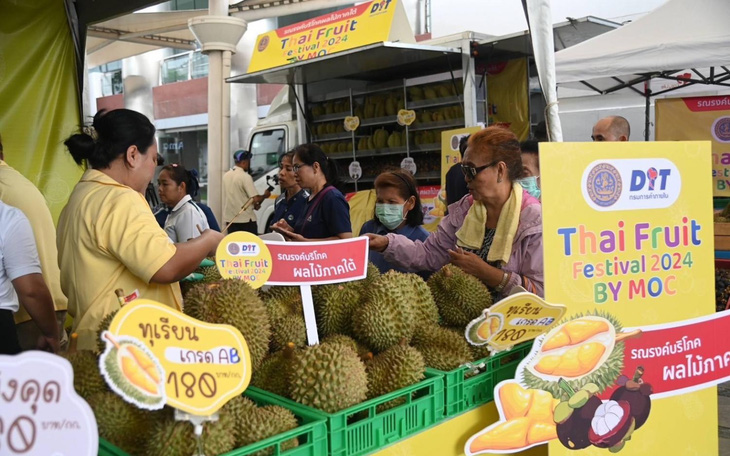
top-left (101, 300), bottom-right (251, 416)
top-left (465, 291), bottom-right (567, 351)
top-left (344, 116), bottom-right (360, 131)
top-left (401, 157), bottom-right (417, 175)
top-left (216, 231), bottom-right (273, 288)
top-left (349, 161), bottom-right (362, 181)
top-left (397, 109), bottom-right (416, 126)
top-left (0, 352), bottom-right (98, 455)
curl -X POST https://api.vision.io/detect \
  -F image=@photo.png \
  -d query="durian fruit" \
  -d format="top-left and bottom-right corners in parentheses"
top-left (522, 311), bottom-right (625, 398)
top-left (312, 282), bottom-right (359, 337)
top-left (428, 264), bottom-right (493, 328)
top-left (145, 408), bottom-right (236, 456)
top-left (239, 405), bottom-right (300, 456)
top-left (412, 323), bottom-right (472, 371)
top-left (352, 271), bottom-right (416, 352)
top-left (185, 280), bottom-right (271, 370)
top-left (402, 273), bottom-right (440, 326)
top-left (322, 334), bottom-right (372, 360)
top-left (250, 344), bottom-right (296, 397)
top-left (65, 350), bottom-right (107, 399)
top-left (88, 391), bottom-right (151, 454)
top-left (424, 86), bottom-right (438, 99)
top-left (366, 341), bottom-right (425, 399)
top-left (224, 394), bottom-right (258, 427)
top-left (287, 341), bottom-right (368, 413)
top-left (470, 342), bottom-right (493, 362)
top-left (373, 128), bottom-right (389, 148)
top-left (261, 287), bottom-right (307, 351)
top-left (96, 310), bottom-right (119, 353)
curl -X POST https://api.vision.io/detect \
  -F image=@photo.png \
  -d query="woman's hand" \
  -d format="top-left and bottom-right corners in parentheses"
top-left (447, 247), bottom-right (490, 281)
top-left (202, 229), bottom-right (225, 256)
top-left (271, 219), bottom-right (293, 233)
top-left (365, 233), bottom-right (389, 252)
top-left (271, 219), bottom-right (307, 242)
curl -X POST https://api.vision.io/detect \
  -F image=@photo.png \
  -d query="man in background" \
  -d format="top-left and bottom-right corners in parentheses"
top-left (445, 135), bottom-right (471, 209)
top-left (592, 116), bottom-right (631, 142)
top-left (222, 150), bottom-right (270, 234)
top-left (0, 133), bottom-right (67, 351)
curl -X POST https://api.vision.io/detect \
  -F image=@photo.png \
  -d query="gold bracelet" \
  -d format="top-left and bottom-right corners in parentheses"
top-left (495, 271), bottom-right (510, 292)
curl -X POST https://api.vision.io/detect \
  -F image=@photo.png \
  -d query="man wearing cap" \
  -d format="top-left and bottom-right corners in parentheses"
top-left (223, 150), bottom-right (270, 234)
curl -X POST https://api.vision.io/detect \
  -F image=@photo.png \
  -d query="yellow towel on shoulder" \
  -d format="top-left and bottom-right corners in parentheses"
top-left (455, 183), bottom-right (523, 264)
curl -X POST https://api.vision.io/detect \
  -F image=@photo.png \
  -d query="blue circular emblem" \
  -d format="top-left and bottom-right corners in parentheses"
top-left (586, 163), bottom-right (622, 207)
top-left (713, 117), bottom-right (730, 142)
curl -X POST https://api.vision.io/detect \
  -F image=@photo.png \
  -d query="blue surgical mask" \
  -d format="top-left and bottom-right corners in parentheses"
top-left (375, 203), bottom-right (406, 230)
top-left (518, 176), bottom-right (541, 200)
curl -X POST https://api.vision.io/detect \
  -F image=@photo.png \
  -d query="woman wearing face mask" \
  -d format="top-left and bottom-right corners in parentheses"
top-left (519, 139), bottom-right (541, 200)
top-left (359, 170), bottom-right (430, 278)
top-left (271, 144), bottom-right (352, 241)
top-left (158, 164), bottom-right (209, 242)
top-left (366, 126), bottom-right (543, 298)
top-left (270, 151), bottom-right (309, 232)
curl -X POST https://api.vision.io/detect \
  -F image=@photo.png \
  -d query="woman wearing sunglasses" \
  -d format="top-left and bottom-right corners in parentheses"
top-left (367, 126), bottom-right (543, 297)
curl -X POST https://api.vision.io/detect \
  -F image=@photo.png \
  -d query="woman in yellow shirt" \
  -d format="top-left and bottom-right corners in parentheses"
top-left (57, 109), bottom-right (223, 350)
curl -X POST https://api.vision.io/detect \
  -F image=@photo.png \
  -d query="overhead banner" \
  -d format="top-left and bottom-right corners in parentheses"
top-left (481, 59), bottom-right (530, 141)
top-left (247, 0), bottom-right (415, 73)
top-left (656, 96), bottom-right (730, 196)
top-left (538, 142), bottom-right (716, 455)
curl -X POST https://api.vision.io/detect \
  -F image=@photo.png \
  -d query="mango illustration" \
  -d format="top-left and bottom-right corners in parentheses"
top-left (468, 381), bottom-right (559, 453)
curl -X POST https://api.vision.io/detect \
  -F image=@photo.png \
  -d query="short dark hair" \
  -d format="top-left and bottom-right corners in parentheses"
top-left (520, 140), bottom-right (539, 155)
top-left (373, 169), bottom-right (424, 227)
top-left (459, 134), bottom-right (470, 155)
top-left (64, 109), bottom-right (156, 169)
top-left (161, 164), bottom-right (200, 198)
top-left (234, 150), bottom-right (251, 163)
top-left (291, 143), bottom-right (339, 187)
top-left (279, 150), bottom-right (294, 167)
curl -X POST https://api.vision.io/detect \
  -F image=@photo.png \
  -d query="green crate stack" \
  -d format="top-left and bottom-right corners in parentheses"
top-left (425, 342), bottom-right (532, 418)
top-left (250, 370), bottom-right (444, 456)
top-left (98, 388), bottom-right (328, 456)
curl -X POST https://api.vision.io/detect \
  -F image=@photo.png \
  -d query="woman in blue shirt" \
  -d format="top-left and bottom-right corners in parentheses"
top-left (272, 144), bottom-right (352, 241)
top-left (270, 151), bottom-right (309, 231)
top-left (359, 169), bottom-right (430, 278)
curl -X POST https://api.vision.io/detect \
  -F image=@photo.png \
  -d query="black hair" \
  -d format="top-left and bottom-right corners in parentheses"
top-left (279, 150), bottom-right (294, 167)
top-left (373, 169), bottom-right (424, 227)
top-left (291, 143), bottom-right (339, 187)
top-left (459, 134), bottom-right (470, 155)
top-left (64, 109), bottom-right (156, 169)
top-left (161, 164), bottom-right (201, 198)
top-left (520, 140), bottom-right (539, 155)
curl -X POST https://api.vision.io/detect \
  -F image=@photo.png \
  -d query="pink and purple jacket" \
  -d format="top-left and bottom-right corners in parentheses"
top-left (382, 190), bottom-right (544, 297)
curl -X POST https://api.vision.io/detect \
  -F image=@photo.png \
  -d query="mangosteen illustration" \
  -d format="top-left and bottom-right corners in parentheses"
top-left (554, 378), bottom-right (603, 450)
top-left (588, 399), bottom-right (635, 448)
top-left (610, 366), bottom-right (652, 429)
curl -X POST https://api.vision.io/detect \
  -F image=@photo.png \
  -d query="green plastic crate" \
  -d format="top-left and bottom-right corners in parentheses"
top-left (425, 341), bottom-right (532, 418)
top-left (98, 388), bottom-right (328, 456)
top-left (250, 369), bottom-right (444, 456)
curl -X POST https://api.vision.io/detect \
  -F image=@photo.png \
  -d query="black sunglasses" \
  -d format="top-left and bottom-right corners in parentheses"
top-left (461, 160), bottom-right (498, 180)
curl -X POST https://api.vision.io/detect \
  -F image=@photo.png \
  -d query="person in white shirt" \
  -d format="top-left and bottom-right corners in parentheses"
top-left (157, 164), bottom-right (209, 243)
top-left (222, 150), bottom-right (270, 234)
top-left (0, 201), bottom-right (59, 354)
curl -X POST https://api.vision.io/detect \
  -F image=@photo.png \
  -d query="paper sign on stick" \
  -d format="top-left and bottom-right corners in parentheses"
top-left (216, 231), bottom-right (273, 288)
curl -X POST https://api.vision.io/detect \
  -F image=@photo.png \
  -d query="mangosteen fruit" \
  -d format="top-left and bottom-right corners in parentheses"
top-left (588, 400), bottom-right (635, 448)
top-left (555, 379), bottom-right (603, 450)
top-left (610, 366), bottom-right (652, 429)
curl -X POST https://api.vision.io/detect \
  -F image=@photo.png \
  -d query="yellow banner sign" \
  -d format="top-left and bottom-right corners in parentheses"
top-left (484, 59), bottom-right (529, 141)
top-left (656, 96), bottom-right (730, 196)
top-left (465, 292), bottom-right (566, 351)
top-left (248, 0), bottom-right (414, 73)
top-left (101, 300), bottom-right (252, 416)
top-left (215, 231), bottom-right (273, 288)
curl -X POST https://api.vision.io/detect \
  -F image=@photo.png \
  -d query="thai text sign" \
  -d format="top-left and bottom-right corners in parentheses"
top-left (0, 352), bottom-right (98, 455)
top-left (247, 0), bottom-right (414, 73)
top-left (264, 236), bottom-right (369, 285)
top-left (102, 300), bottom-right (251, 416)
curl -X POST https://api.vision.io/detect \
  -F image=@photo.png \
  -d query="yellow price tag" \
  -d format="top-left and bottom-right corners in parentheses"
top-left (397, 109), bottom-right (416, 126)
top-left (465, 292), bottom-right (567, 351)
top-left (102, 300), bottom-right (252, 416)
top-left (216, 231), bottom-right (273, 288)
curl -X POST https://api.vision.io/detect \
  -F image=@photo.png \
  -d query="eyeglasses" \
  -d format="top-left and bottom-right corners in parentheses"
top-left (292, 163), bottom-right (310, 173)
top-left (461, 161), bottom-right (498, 180)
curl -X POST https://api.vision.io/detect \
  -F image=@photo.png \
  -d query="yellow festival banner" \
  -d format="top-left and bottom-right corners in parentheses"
top-left (538, 142), bottom-right (716, 456)
top-left (656, 96), bottom-right (730, 196)
top-left (248, 0), bottom-right (414, 73)
top-left (483, 59), bottom-right (530, 141)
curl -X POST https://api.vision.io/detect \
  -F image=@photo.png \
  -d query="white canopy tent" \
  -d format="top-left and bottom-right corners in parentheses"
top-left (554, 0), bottom-right (730, 140)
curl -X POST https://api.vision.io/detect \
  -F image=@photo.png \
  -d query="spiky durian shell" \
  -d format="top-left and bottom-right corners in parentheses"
top-left (412, 323), bottom-right (472, 371)
top-left (521, 310), bottom-right (625, 399)
top-left (312, 282), bottom-right (360, 337)
top-left (95, 310), bottom-right (119, 354)
top-left (145, 407), bottom-right (236, 456)
top-left (64, 350), bottom-right (107, 399)
top-left (352, 271), bottom-right (416, 352)
top-left (401, 273), bottom-right (440, 325)
top-left (240, 405), bottom-right (300, 456)
top-left (322, 334), bottom-right (372, 360)
top-left (262, 286), bottom-right (307, 350)
top-left (427, 264), bottom-right (493, 327)
top-left (366, 343), bottom-right (425, 399)
top-left (88, 391), bottom-right (150, 454)
top-left (469, 342), bottom-right (493, 362)
top-left (287, 341), bottom-right (368, 413)
top-left (251, 350), bottom-right (293, 398)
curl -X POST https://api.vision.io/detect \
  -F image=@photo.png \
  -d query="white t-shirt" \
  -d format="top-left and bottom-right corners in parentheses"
top-left (0, 201), bottom-right (41, 312)
top-left (164, 194), bottom-right (209, 243)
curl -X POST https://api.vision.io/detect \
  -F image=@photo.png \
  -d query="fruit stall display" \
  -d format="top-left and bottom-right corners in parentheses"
top-left (67, 260), bottom-right (537, 456)
top-left (307, 79), bottom-right (468, 193)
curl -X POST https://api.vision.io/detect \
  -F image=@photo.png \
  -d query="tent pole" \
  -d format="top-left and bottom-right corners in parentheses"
top-left (644, 81), bottom-right (651, 142)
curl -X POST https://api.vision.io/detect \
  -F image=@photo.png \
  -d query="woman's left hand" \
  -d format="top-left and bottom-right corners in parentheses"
top-left (448, 247), bottom-right (489, 281)
top-left (273, 223), bottom-right (308, 242)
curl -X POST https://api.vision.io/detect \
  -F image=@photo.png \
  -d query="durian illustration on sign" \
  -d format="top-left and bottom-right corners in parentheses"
top-left (99, 332), bottom-right (166, 410)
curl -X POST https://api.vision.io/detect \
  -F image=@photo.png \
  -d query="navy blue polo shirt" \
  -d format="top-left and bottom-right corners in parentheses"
top-left (359, 219), bottom-right (431, 280)
top-left (294, 186), bottom-right (351, 239)
top-left (272, 189), bottom-right (309, 229)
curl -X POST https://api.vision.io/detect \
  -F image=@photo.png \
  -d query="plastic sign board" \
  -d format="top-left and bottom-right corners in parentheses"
top-left (539, 141), bottom-right (715, 455)
top-left (100, 300), bottom-right (252, 416)
top-left (0, 352), bottom-right (98, 455)
top-left (465, 292), bottom-right (566, 351)
top-left (216, 231), bottom-right (273, 288)
top-left (247, 0), bottom-right (415, 73)
top-left (656, 95), bottom-right (730, 196)
top-left (264, 236), bottom-right (369, 286)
